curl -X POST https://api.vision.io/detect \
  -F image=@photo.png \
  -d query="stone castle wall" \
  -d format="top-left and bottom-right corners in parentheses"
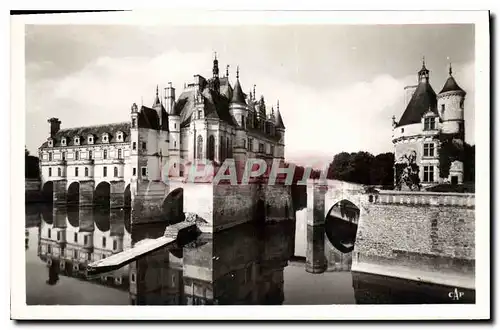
top-left (353, 191), bottom-right (475, 289)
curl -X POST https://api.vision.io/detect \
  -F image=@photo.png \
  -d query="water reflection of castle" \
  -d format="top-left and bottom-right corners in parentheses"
top-left (37, 206), bottom-right (294, 305)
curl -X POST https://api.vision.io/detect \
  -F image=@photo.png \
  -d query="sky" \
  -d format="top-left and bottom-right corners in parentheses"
top-left (25, 24), bottom-right (475, 167)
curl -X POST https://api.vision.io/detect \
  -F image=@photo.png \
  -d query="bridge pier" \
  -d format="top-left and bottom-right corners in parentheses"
top-left (53, 179), bottom-right (67, 206)
top-left (307, 182), bottom-right (327, 226)
top-left (305, 225), bottom-right (327, 274)
top-left (131, 180), bottom-right (169, 225)
top-left (110, 180), bottom-right (125, 209)
top-left (79, 180), bottom-right (94, 207)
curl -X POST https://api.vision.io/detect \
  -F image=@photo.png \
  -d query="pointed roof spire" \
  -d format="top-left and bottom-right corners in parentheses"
top-left (213, 51), bottom-right (219, 77)
top-left (275, 106), bottom-right (285, 129)
top-left (153, 85), bottom-right (161, 107)
top-left (226, 64), bottom-right (229, 77)
top-left (231, 66), bottom-right (246, 105)
top-left (236, 65), bottom-right (239, 79)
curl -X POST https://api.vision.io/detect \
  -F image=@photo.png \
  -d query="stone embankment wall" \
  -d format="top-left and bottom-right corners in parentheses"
top-left (353, 190), bottom-right (475, 290)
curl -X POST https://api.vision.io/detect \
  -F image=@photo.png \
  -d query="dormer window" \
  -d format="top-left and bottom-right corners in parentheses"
top-left (61, 137), bottom-right (67, 146)
top-left (47, 138), bottom-right (53, 148)
top-left (116, 131), bottom-right (123, 142)
top-left (88, 135), bottom-right (94, 144)
top-left (424, 117), bottom-right (436, 131)
top-left (74, 136), bottom-right (80, 145)
top-left (102, 133), bottom-right (109, 143)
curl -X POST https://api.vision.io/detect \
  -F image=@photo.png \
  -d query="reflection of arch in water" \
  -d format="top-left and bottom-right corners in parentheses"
top-left (94, 182), bottom-right (110, 208)
top-left (67, 204), bottom-right (80, 228)
top-left (124, 208), bottom-right (131, 234)
top-left (67, 182), bottom-right (80, 205)
top-left (325, 200), bottom-right (360, 254)
top-left (41, 204), bottom-right (54, 225)
top-left (162, 188), bottom-right (184, 224)
top-left (94, 207), bottom-right (110, 232)
top-left (124, 184), bottom-right (131, 208)
top-left (42, 181), bottom-right (53, 203)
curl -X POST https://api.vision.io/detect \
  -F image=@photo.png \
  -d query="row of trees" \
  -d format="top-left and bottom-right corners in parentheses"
top-left (326, 151), bottom-right (395, 187)
top-left (25, 147), bottom-right (40, 179)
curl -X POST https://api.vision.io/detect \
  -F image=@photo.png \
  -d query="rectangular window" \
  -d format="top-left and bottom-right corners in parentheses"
top-left (270, 145), bottom-right (275, 156)
top-left (84, 236), bottom-right (88, 245)
top-left (259, 143), bottom-right (264, 153)
top-left (49, 152), bottom-right (53, 161)
top-left (133, 142), bottom-right (137, 150)
top-left (424, 117), bottom-right (436, 130)
top-left (57, 168), bottom-right (61, 176)
top-left (113, 240), bottom-right (117, 250)
top-left (75, 151), bottom-right (79, 160)
top-left (74, 233), bottom-right (78, 243)
top-left (423, 143), bottom-right (435, 157)
top-left (75, 167), bottom-right (79, 177)
top-left (49, 168), bottom-right (52, 177)
top-left (48, 229), bottom-right (51, 239)
top-left (85, 167), bottom-right (89, 176)
top-left (74, 250), bottom-right (78, 259)
top-left (89, 150), bottom-right (93, 159)
top-left (57, 232), bottom-right (60, 241)
top-left (103, 150), bottom-right (108, 159)
top-left (132, 118), bottom-right (137, 128)
top-left (424, 166), bottom-right (435, 183)
top-left (102, 237), bottom-right (106, 248)
top-left (117, 149), bottom-right (122, 159)
top-left (133, 167), bottom-right (137, 176)
top-left (103, 166), bottom-right (107, 177)
top-left (248, 138), bottom-right (253, 152)
top-left (142, 142), bottom-right (147, 151)
top-left (47, 245), bottom-right (51, 253)
top-left (198, 110), bottom-right (202, 119)
top-left (441, 104), bottom-right (445, 113)
top-left (62, 152), bottom-right (66, 161)
top-left (141, 167), bottom-right (147, 177)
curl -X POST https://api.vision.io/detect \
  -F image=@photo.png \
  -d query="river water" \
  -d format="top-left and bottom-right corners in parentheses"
top-left (25, 204), bottom-right (474, 305)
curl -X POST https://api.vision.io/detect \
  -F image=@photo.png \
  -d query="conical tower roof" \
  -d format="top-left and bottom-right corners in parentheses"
top-left (439, 64), bottom-right (466, 95)
top-left (230, 66), bottom-right (246, 105)
top-left (275, 109), bottom-right (285, 129)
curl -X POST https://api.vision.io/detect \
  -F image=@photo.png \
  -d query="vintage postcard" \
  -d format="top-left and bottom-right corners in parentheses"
top-left (11, 9), bottom-right (490, 320)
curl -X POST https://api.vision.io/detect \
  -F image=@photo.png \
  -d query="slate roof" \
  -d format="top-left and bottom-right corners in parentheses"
top-left (138, 105), bottom-right (169, 131)
top-left (40, 122), bottom-right (131, 148)
top-left (396, 81), bottom-right (438, 127)
top-left (231, 78), bottom-right (247, 105)
top-left (275, 109), bottom-right (285, 129)
top-left (439, 76), bottom-right (466, 95)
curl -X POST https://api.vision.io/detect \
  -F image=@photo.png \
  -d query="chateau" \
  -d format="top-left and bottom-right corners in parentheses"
top-left (392, 60), bottom-right (466, 186)
top-left (38, 54), bottom-right (286, 202)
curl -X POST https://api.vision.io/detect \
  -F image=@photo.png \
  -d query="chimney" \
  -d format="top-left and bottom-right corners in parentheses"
top-left (48, 118), bottom-right (61, 137)
top-left (164, 82), bottom-right (176, 115)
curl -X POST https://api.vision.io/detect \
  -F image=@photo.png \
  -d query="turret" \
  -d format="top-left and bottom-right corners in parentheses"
top-left (275, 100), bottom-right (286, 160)
top-left (437, 62), bottom-right (466, 136)
top-left (165, 82), bottom-right (175, 115)
top-left (48, 117), bottom-right (61, 138)
top-left (418, 57), bottom-right (430, 83)
top-left (229, 66), bottom-right (248, 129)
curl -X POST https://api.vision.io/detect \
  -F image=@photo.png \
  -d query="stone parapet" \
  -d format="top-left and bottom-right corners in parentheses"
top-left (368, 190), bottom-right (475, 208)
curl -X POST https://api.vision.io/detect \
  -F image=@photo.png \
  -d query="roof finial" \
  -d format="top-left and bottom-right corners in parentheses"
top-left (422, 55), bottom-right (426, 67)
top-left (277, 99), bottom-right (280, 111)
top-left (253, 85), bottom-right (256, 100)
top-left (448, 57), bottom-right (453, 76)
top-left (236, 65), bottom-right (239, 79)
top-left (214, 51), bottom-right (217, 60)
top-left (226, 64), bottom-right (229, 77)
top-left (156, 85), bottom-right (159, 97)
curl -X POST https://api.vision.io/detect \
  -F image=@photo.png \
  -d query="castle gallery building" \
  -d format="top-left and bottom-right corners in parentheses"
top-left (392, 60), bottom-right (467, 186)
top-left (38, 55), bottom-right (286, 200)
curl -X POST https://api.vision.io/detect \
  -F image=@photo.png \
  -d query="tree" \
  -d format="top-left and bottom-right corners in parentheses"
top-left (370, 152), bottom-right (395, 187)
top-left (327, 152), bottom-right (354, 181)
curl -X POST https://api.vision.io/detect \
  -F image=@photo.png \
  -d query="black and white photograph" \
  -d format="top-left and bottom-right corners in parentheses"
top-left (10, 9), bottom-right (490, 320)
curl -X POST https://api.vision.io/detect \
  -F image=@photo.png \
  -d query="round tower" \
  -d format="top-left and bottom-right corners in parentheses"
top-left (437, 63), bottom-right (466, 137)
top-left (166, 83), bottom-right (181, 177)
top-left (229, 66), bottom-right (248, 129)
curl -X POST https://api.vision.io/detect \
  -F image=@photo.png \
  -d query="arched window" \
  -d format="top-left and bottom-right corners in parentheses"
top-left (208, 135), bottom-right (215, 161)
top-left (220, 136), bottom-right (225, 161)
top-left (196, 135), bottom-right (203, 160)
top-left (114, 166), bottom-right (118, 177)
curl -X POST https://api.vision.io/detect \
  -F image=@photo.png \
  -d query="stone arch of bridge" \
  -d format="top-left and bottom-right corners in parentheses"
top-left (324, 198), bottom-right (361, 254)
top-left (67, 181), bottom-right (80, 205)
top-left (94, 181), bottom-right (111, 208)
top-left (162, 188), bottom-right (184, 224)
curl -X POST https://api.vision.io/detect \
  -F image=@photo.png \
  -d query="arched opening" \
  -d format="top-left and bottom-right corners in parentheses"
top-left (208, 135), bottom-right (215, 161)
top-left (325, 199), bottom-right (360, 254)
top-left (124, 208), bottom-right (132, 234)
top-left (124, 184), bottom-right (131, 209)
top-left (67, 182), bottom-right (80, 205)
top-left (41, 181), bottom-right (53, 203)
top-left (94, 207), bottom-right (110, 232)
top-left (162, 188), bottom-right (184, 224)
top-left (94, 182), bottom-right (111, 208)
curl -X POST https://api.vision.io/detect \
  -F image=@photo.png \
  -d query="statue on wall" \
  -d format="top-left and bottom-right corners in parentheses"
top-left (395, 150), bottom-right (421, 191)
